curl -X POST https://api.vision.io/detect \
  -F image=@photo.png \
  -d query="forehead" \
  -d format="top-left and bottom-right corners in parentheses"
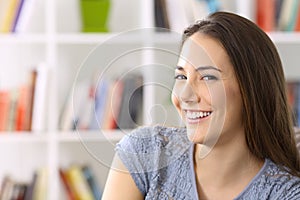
top-left (178, 33), bottom-right (230, 70)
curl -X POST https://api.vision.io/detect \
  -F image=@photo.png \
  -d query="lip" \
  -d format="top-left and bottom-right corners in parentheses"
top-left (183, 109), bottom-right (212, 124)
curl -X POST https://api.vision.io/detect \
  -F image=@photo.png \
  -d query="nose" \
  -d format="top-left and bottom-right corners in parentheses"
top-left (180, 83), bottom-right (199, 104)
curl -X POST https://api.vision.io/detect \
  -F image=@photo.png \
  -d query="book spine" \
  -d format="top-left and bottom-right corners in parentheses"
top-left (31, 64), bottom-right (49, 132)
top-left (0, 0), bottom-right (20, 32)
top-left (14, 0), bottom-right (35, 33)
top-left (294, 0), bottom-right (300, 31)
top-left (256, 0), bottom-right (276, 32)
top-left (59, 168), bottom-right (76, 200)
top-left (81, 166), bottom-right (102, 200)
top-left (15, 85), bottom-right (29, 131)
top-left (0, 90), bottom-right (10, 131)
top-left (11, 0), bottom-right (25, 32)
top-left (66, 166), bottom-right (94, 200)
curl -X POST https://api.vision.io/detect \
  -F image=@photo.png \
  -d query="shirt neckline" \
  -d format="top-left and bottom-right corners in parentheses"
top-left (188, 144), bottom-right (268, 200)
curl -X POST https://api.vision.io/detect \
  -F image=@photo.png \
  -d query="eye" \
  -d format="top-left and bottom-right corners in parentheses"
top-left (201, 75), bottom-right (217, 81)
top-left (174, 74), bottom-right (187, 80)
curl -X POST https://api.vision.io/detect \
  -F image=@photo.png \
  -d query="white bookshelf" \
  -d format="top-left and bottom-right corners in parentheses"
top-left (0, 0), bottom-right (300, 199)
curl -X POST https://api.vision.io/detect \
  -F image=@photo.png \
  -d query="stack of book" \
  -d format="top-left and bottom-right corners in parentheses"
top-left (154, 0), bottom-right (220, 33)
top-left (256, 0), bottom-right (300, 32)
top-left (0, 168), bottom-right (47, 200)
top-left (60, 73), bottom-right (143, 131)
top-left (0, 64), bottom-right (49, 132)
top-left (59, 165), bottom-right (102, 200)
top-left (154, 0), bottom-right (300, 33)
top-left (0, 0), bottom-right (36, 33)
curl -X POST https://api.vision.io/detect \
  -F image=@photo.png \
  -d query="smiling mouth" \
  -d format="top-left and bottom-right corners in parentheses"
top-left (185, 110), bottom-right (212, 120)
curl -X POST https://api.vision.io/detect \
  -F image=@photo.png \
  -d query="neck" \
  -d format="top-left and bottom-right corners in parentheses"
top-left (194, 131), bottom-right (264, 199)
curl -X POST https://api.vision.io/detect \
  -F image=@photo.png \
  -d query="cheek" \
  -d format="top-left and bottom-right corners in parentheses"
top-left (172, 82), bottom-right (182, 113)
top-left (207, 83), bottom-right (226, 108)
top-left (172, 90), bottom-right (181, 113)
top-left (226, 86), bottom-right (243, 114)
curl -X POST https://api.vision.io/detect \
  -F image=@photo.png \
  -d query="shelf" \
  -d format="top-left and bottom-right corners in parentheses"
top-left (0, 133), bottom-right (48, 143)
top-left (1, 32), bottom-right (299, 45)
top-left (268, 32), bottom-right (300, 44)
top-left (55, 130), bottom-right (126, 142)
top-left (56, 33), bottom-right (145, 45)
top-left (0, 34), bottom-right (47, 44)
top-left (56, 31), bottom-right (182, 45)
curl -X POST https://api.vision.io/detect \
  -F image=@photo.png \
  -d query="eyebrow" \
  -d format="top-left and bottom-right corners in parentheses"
top-left (176, 66), bottom-right (222, 72)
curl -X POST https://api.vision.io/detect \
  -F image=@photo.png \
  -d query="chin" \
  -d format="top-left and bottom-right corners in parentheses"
top-left (186, 128), bottom-right (205, 143)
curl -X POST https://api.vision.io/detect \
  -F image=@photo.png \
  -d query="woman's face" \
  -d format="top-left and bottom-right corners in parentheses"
top-left (172, 33), bottom-right (244, 151)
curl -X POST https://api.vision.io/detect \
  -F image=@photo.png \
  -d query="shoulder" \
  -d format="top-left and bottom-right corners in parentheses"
top-left (116, 125), bottom-right (190, 173)
top-left (263, 160), bottom-right (300, 199)
top-left (240, 159), bottom-right (300, 199)
top-left (116, 125), bottom-right (188, 154)
top-left (114, 125), bottom-right (192, 197)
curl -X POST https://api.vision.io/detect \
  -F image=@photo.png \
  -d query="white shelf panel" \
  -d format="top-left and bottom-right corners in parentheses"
top-left (56, 33), bottom-right (145, 44)
top-left (0, 133), bottom-right (49, 142)
top-left (268, 32), bottom-right (300, 44)
top-left (0, 34), bottom-right (47, 44)
top-left (56, 32), bottom-right (182, 45)
top-left (56, 130), bottom-right (126, 142)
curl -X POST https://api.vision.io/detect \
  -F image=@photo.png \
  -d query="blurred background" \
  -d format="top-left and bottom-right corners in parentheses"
top-left (0, 0), bottom-right (299, 199)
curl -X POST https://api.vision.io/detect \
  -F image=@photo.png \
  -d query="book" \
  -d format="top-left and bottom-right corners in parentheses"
top-left (16, 183), bottom-right (27, 200)
top-left (105, 79), bottom-right (124, 129)
top-left (15, 85), bottom-right (30, 131)
top-left (65, 165), bottom-right (94, 200)
top-left (11, 0), bottom-right (25, 32)
top-left (293, 0), bottom-right (300, 31)
top-left (7, 89), bottom-right (18, 131)
top-left (0, 175), bottom-right (14, 200)
top-left (256, 0), bottom-right (276, 32)
top-left (60, 80), bottom-right (90, 131)
top-left (59, 168), bottom-right (76, 200)
top-left (76, 82), bottom-right (95, 130)
top-left (0, 90), bottom-right (10, 131)
top-left (32, 168), bottom-right (48, 200)
top-left (26, 69), bottom-right (37, 131)
top-left (0, 0), bottom-right (20, 32)
top-left (81, 165), bottom-right (102, 200)
top-left (74, 81), bottom-right (91, 130)
top-left (11, 183), bottom-right (22, 200)
top-left (59, 89), bottom-right (74, 131)
top-left (154, 0), bottom-right (171, 31)
top-left (0, 0), bottom-right (12, 32)
top-left (89, 79), bottom-right (109, 130)
top-left (24, 171), bottom-right (37, 200)
top-left (14, 0), bottom-right (36, 33)
top-left (117, 74), bottom-right (143, 129)
top-left (31, 63), bottom-right (49, 132)
top-left (286, 0), bottom-right (300, 31)
top-left (278, 0), bottom-right (295, 31)
top-left (275, 0), bottom-right (284, 28)
top-left (101, 81), bottom-right (115, 130)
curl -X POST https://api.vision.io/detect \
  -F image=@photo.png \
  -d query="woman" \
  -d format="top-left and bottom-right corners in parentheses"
top-left (102, 12), bottom-right (300, 199)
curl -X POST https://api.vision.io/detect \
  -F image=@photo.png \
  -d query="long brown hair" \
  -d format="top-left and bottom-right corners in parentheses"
top-left (182, 11), bottom-right (300, 176)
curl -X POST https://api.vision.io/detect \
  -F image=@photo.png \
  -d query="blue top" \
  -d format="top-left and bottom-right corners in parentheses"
top-left (116, 125), bottom-right (300, 200)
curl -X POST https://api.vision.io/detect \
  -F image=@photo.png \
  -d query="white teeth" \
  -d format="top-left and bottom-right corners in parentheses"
top-left (186, 111), bottom-right (212, 119)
